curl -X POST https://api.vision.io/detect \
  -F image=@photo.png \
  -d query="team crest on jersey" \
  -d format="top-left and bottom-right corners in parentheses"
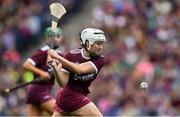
top-left (73, 73), bottom-right (95, 81)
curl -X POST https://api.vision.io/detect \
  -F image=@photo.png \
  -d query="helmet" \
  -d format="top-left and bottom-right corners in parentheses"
top-left (80, 28), bottom-right (106, 45)
top-left (45, 27), bottom-right (62, 38)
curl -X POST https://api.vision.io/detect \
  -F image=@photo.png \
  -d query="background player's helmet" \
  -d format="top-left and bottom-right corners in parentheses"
top-left (45, 27), bottom-right (62, 38)
top-left (80, 28), bottom-right (106, 46)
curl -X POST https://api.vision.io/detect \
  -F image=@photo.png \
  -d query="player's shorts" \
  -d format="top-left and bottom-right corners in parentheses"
top-left (54, 86), bottom-right (91, 112)
top-left (26, 84), bottom-right (54, 105)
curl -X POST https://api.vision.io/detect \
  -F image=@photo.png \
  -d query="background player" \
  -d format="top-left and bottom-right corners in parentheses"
top-left (48, 28), bottom-right (107, 116)
top-left (22, 27), bottom-right (64, 116)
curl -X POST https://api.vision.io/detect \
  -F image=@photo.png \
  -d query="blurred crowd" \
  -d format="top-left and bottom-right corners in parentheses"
top-left (0, 0), bottom-right (86, 115)
top-left (0, 0), bottom-right (86, 66)
top-left (0, 0), bottom-right (180, 116)
top-left (90, 0), bottom-right (180, 116)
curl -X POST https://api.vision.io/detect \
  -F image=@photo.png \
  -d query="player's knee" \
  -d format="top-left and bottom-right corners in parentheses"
top-left (93, 111), bottom-right (103, 117)
top-left (52, 111), bottom-right (64, 117)
top-left (87, 109), bottom-right (103, 116)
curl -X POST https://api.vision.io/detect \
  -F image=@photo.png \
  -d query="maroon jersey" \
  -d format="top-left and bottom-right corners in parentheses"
top-left (62, 48), bottom-right (106, 95)
top-left (54, 48), bottom-right (106, 112)
top-left (27, 45), bottom-right (63, 86)
top-left (26, 45), bottom-right (63, 105)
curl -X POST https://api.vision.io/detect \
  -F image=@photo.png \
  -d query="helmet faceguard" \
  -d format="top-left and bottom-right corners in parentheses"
top-left (80, 28), bottom-right (106, 46)
top-left (45, 27), bottom-right (63, 49)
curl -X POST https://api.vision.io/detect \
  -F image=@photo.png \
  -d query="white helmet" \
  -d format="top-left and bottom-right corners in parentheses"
top-left (80, 28), bottom-right (106, 45)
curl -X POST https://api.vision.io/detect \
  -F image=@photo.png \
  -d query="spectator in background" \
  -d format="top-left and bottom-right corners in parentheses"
top-left (0, 0), bottom-right (179, 116)
top-left (90, 0), bottom-right (180, 116)
top-left (0, 0), bottom-right (88, 115)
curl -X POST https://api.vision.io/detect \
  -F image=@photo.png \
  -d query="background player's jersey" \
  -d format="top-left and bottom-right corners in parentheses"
top-left (27, 45), bottom-right (63, 87)
top-left (62, 48), bottom-right (106, 95)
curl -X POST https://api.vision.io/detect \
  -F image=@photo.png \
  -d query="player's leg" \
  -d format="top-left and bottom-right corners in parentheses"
top-left (27, 104), bottom-right (42, 116)
top-left (40, 99), bottom-right (56, 114)
top-left (52, 111), bottom-right (66, 117)
top-left (69, 102), bottom-right (103, 116)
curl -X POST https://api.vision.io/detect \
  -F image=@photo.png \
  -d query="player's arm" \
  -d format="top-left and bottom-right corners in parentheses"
top-left (48, 50), bottom-right (96, 74)
top-left (47, 54), bottom-right (69, 87)
top-left (51, 59), bottom-right (69, 87)
top-left (23, 59), bottom-right (50, 80)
